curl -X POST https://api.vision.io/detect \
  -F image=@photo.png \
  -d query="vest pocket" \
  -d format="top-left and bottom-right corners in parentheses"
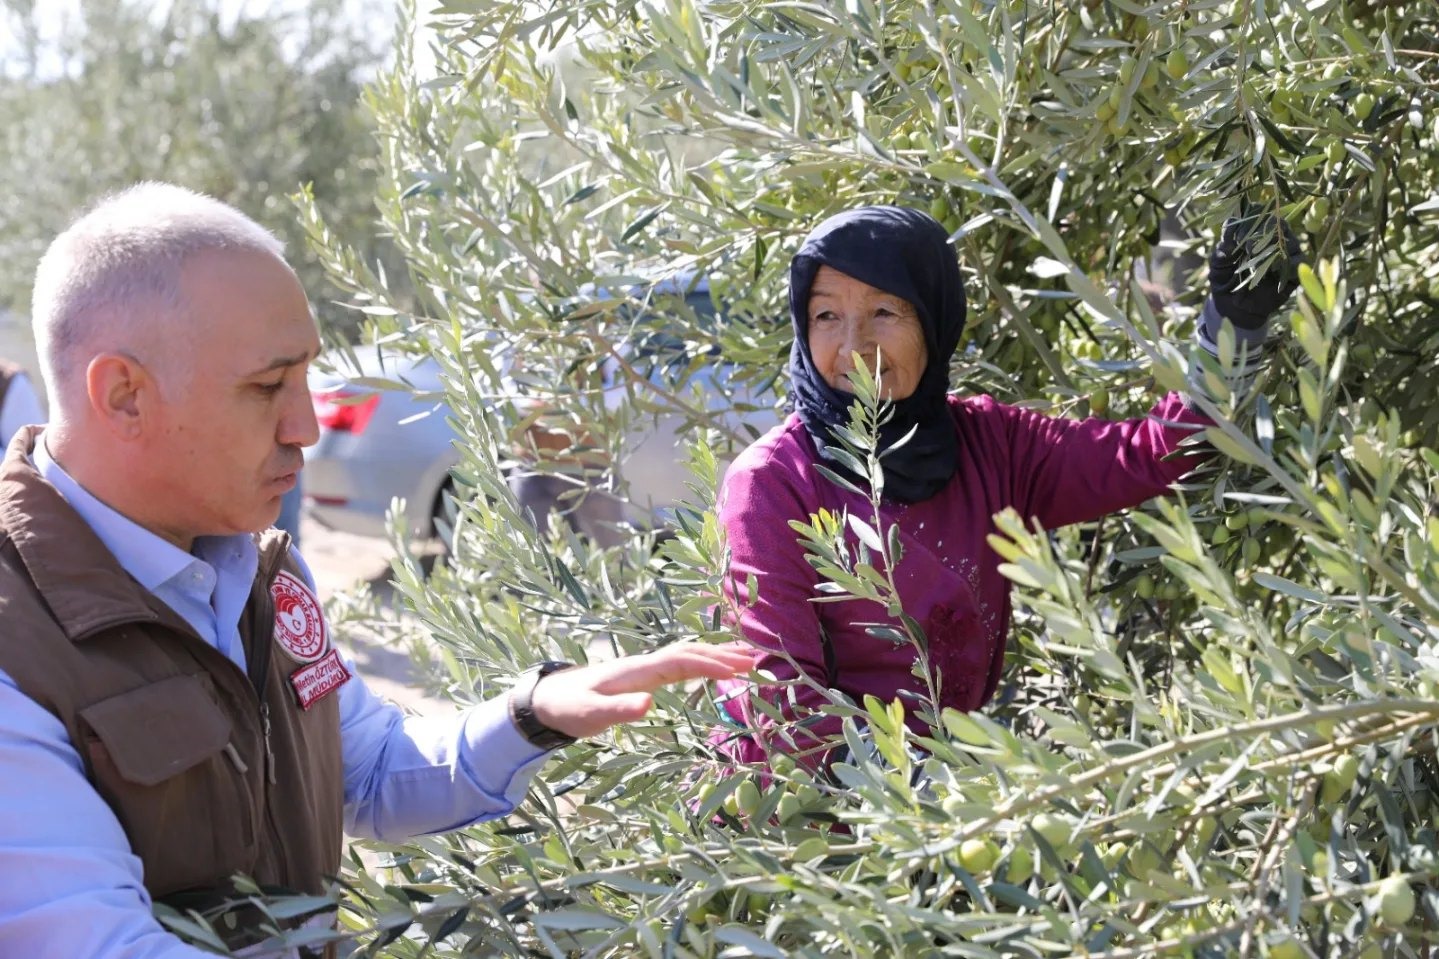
top-left (78, 674), bottom-right (258, 897)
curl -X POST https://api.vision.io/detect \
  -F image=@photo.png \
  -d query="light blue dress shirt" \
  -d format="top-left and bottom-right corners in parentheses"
top-left (0, 441), bottom-right (550, 957)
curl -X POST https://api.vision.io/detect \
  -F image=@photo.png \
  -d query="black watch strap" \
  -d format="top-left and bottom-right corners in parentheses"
top-left (508, 661), bottom-right (579, 750)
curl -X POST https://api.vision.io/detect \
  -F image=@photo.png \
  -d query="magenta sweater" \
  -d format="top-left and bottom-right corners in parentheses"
top-left (712, 391), bottom-right (1209, 765)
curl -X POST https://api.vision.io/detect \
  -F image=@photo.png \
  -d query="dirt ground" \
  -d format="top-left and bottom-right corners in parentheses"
top-left (300, 515), bottom-right (451, 717)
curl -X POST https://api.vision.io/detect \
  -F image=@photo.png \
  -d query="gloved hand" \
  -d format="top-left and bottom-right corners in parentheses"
top-left (1202, 214), bottom-right (1302, 344)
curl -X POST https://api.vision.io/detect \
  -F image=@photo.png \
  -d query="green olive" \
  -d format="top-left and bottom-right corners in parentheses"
top-left (1320, 753), bottom-right (1359, 803)
top-left (1165, 48), bottom-right (1188, 81)
top-left (776, 794), bottom-right (801, 824)
top-left (959, 837), bottom-right (1000, 874)
top-left (1242, 537), bottom-right (1262, 566)
top-left (735, 780), bottom-right (762, 818)
top-left (1376, 874), bottom-right (1416, 926)
top-left (1032, 812), bottom-right (1075, 853)
top-left (1006, 844), bottom-right (1035, 882)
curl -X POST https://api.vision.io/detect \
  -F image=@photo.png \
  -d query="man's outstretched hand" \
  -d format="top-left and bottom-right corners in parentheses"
top-left (531, 642), bottom-right (758, 739)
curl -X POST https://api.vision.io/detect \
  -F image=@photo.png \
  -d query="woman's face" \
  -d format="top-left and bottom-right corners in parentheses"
top-left (806, 265), bottom-right (928, 400)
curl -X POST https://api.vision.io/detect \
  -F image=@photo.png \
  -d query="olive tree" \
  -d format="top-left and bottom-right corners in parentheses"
top-left (290, 0), bottom-right (1439, 955)
top-left (0, 0), bottom-right (401, 339)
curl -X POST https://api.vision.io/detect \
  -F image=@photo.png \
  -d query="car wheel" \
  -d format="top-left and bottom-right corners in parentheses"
top-left (428, 479), bottom-right (458, 563)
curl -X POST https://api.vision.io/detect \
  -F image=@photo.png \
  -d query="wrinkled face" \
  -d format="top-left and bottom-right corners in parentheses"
top-left (806, 265), bottom-right (928, 400)
top-left (144, 247), bottom-right (320, 543)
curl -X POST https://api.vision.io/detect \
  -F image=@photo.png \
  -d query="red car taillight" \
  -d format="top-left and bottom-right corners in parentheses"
top-left (312, 390), bottom-right (381, 434)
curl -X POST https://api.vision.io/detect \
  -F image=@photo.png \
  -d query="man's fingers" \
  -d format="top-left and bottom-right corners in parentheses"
top-left (589, 643), bottom-right (758, 696)
top-left (595, 645), bottom-right (757, 693)
top-left (528, 643), bottom-right (759, 738)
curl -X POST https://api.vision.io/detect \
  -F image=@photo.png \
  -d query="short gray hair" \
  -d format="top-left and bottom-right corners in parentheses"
top-left (31, 182), bottom-right (286, 417)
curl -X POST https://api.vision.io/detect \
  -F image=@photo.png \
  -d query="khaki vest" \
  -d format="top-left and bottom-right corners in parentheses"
top-left (0, 426), bottom-right (343, 946)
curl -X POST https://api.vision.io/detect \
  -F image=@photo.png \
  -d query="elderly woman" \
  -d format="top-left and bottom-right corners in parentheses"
top-left (713, 205), bottom-right (1296, 766)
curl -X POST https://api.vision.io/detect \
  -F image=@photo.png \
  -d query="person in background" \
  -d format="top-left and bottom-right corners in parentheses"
top-left (0, 358), bottom-right (46, 445)
top-left (0, 182), bottom-right (756, 958)
top-left (508, 404), bottom-right (626, 547)
top-left (712, 205), bottom-right (1298, 768)
top-left (503, 340), bottom-right (627, 548)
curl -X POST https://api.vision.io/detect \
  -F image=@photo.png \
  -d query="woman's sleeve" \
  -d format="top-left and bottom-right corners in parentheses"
top-left (996, 391), bottom-right (1213, 530)
top-left (715, 450), bottom-right (844, 766)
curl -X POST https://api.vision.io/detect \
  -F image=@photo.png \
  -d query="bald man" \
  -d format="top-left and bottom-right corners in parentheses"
top-left (0, 183), bottom-right (753, 957)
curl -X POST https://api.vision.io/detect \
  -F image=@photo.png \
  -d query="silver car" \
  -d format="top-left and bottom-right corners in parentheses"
top-left (302, 285), bottom-right (781, 542)
top-left (304, 349), bottom-right (461, 540)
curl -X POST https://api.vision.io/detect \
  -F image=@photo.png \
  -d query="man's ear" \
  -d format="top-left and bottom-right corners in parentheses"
top-left (85, 352), bottom-right (153, 440)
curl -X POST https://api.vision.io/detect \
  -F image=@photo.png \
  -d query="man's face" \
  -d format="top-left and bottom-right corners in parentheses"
top-left (143, 247), bottom-right (320, 543)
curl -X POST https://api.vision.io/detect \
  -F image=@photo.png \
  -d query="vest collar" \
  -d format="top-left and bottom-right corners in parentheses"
top-left (0, 426), bottom-right (290, 643)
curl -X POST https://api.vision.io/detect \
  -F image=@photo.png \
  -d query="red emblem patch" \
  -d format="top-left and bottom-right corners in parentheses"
top-left (270, 570), bottom-right (328, 663)
top-left (288, 647), bottom-right (352, 710)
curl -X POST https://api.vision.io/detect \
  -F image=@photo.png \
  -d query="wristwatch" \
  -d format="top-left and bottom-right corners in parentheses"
top-left (508, 661), bottom-right (579, 750)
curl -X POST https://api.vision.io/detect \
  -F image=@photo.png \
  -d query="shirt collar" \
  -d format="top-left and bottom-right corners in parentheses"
top-left (32, 437), bottom-right (254, 593)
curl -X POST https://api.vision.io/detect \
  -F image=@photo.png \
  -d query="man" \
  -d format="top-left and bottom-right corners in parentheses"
top-left (0, 183), bottom-right (754, 956)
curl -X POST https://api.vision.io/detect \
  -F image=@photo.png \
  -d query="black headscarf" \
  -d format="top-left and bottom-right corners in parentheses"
top-left (788, 205), bottom-right (967, 503)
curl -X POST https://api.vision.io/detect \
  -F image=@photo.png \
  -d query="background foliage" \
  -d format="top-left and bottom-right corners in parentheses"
top-left (297, 0), bottom-right (1439, 955)
top-left (0, 0), bottom-right (403, 340)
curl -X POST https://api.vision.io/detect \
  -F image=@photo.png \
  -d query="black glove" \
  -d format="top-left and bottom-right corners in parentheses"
top-left (1203, 214), bottom-right (1302, 340)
